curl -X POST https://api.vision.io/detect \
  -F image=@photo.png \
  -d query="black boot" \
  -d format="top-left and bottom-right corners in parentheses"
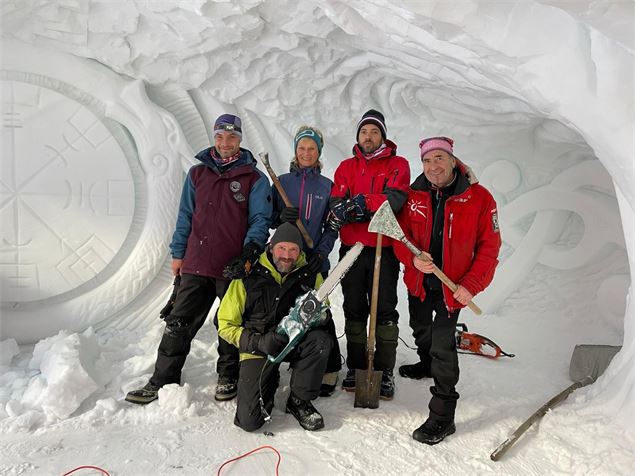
top-left (285, 393), bottom-right (325, 431)
top-left (380, 369), bottom-right (395, 400)
top-left (398, 361), bottom-right (431, 380)
top-left (125, 382), bottom-right (160, 405)
top-left (319, 372), bottom-right (339, 397)
top-left (215, 375), bottom-right (238, 401)
top-left (342, 369), bottom-right (356, 392)
top-left (412, 418), bottom-right (456, 445)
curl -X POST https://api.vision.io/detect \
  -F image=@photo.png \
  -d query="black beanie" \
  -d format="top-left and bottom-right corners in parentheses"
top-left (270, 222), bottom-right (303, 249)
top-left (356, 109), bottom-right (387, 142)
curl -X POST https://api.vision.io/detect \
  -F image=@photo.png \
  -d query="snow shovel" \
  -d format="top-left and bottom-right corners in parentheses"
top-left (368, 201), bottom-right (482, 315)
top-left (490, 344), bottom-right (621, 461)
top-left (354, 233), bottom-right (384, 409)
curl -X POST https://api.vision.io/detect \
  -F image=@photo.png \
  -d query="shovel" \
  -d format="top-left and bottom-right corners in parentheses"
top-left (490, 344), bottom-right (621, 461)
top-left (354, 233), bottom-right (384, 409)
top-left (368, 201), bottom-right (482, 315)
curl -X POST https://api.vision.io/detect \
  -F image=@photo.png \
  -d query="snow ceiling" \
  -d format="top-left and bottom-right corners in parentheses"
top-left (1, 1), bottom-right (634, 420)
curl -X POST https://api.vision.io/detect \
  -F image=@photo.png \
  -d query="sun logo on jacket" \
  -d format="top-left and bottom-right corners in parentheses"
top-left (409, 200), bottom-right (427, 218)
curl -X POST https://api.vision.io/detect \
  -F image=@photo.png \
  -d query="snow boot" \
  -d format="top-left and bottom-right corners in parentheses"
top-left (285, 392), bottom-right (325, 431)
top-left (398, 361), bottom-right (431, 380)
top-left (342, 369), bottom-right (356, 392)
top-left (125, 382), bottom-right (160, 405)
top-left (380, 369), bottom-right (395, 400)
top-left (319, 372), bottom-right (339, 397)
top-left (215, 375), bottom-right (238, 401)
top-left (412, 418), bottom-right (456, 445)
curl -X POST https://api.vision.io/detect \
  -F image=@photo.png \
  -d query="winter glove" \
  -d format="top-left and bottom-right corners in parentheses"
top-left (326, 199), bottom-right (353, 231)
top-left (347, 194), bottom-right (370, 223)
top-left (257, 331), bottom-right (289, 356)
top-left (279, 206), bottom-right (300, 224)
top-left (306, 253), bottom-right (324, 274)
top-left (159, 275), bottom-right (181, 319)
top-left (222, 241), bottom-right (263, 279)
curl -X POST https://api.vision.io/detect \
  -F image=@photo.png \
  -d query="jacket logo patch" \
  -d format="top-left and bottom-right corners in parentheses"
top-left (233, 193), bottom-right (246, 202)
top-left (230, 181), bottom-right (241, 192)
top-left (492, 211), bottom-right (499, 232)
top-left (409, 200), bottom-right (427, 218)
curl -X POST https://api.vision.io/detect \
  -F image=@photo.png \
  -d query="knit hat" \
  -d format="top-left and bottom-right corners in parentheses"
top-left (270, 222), bottom-right (303, 249)
top-left (419, 136), bottom-right (454, 158)
top-left (356, 109), bottom-right (387, 141)
top-left (213, 114), bottom-right (242, 138)
top-left (294, 126), bottom-right (324, 156)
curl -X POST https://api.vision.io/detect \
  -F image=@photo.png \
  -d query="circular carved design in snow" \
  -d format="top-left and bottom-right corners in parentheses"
top-left (1, 80), bottom-right (136, 302)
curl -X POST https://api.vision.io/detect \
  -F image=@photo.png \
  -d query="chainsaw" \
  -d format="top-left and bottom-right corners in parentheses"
top-left (455, 323), bottom-right (515, 359)
top-left (268, 242), bottom-right (364, 363)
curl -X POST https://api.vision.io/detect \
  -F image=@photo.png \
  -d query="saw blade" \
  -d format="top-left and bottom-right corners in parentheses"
top-left (315, 242), bottom-right (363, 302)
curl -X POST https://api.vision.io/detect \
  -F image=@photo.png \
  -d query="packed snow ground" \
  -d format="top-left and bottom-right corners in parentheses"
top-left (1, 268), bottom-right (633, 475)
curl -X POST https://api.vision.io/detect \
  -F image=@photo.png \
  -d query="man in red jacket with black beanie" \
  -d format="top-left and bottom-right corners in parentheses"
top-left (393, 136), bottom-right (501, 444)
top-left (327, 109), bottom-right (410, 400)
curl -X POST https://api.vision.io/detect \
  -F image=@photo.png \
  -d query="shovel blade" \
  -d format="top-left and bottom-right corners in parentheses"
top-left (569, 344), bottom-right (621, 383)
top-left (354, 369), bottom-right (382, 409)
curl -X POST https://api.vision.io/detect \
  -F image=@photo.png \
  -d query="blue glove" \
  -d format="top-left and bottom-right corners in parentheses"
top-left (348, 194), bottom-right (369, 223)
top-left (327, 199), bottom-right (353, 230)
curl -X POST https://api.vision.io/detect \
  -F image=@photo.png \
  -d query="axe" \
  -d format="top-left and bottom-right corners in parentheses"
top-left (368, 201), bottom-right (482, 315)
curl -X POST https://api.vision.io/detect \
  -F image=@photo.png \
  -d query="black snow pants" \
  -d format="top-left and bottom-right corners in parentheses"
top-left (150, 273), bottom-right (239, 387)
top-left (234, 329), bottom-right (332, 432)
top-left (339, 244), bottom-right (400, 371)
top-left (408, 290), bottom-right (460, 422)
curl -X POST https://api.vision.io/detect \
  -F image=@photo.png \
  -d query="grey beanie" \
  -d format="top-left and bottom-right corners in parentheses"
top-left (270, 222), bottom-right (303, 248)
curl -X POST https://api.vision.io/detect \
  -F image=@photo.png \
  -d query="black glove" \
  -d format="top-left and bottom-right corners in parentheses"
top-left (348, 194), bottom-right (369, 223)
top-left (327, 199), bottom-right (352, 231)
top-left (159, 275), bottom-right (181, 319)
top-left (279, 206), bottom-right (300, 224)
top-left (222, 242), bottom-right (262, 279)
top-left (306, 253), bottom-right (324, 274)
top-left (257, 331), bottom-right (289, 356)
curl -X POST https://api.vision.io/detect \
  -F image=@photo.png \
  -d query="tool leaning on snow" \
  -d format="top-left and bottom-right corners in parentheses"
top-left (368, 201), bottom-right (482, 315)
top-left (267, 242), bottom-right (364, 363)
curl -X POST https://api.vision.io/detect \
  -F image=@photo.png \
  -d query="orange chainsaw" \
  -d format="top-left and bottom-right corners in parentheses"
top-left (455, 323), bottom-right (515, 359)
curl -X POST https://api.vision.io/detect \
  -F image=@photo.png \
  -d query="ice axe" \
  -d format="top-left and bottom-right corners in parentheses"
top-left (368, 201), bottom-right (482, 315)
top-left (259, 152), bottom-right (314, 248)
top-left (490, 344), bottom-right (621, 461)
top-left (354, 233), bottom-right (384, 409)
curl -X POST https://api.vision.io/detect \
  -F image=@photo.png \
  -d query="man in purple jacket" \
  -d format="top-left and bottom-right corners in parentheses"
top-left (126, 114), bottom-right (272, 405)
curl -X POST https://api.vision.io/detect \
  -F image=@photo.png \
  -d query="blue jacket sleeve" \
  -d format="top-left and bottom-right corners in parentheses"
top-left (244, 170), bottom-right (273, 247)
top-left (169, 171), bottom-right (195, 259)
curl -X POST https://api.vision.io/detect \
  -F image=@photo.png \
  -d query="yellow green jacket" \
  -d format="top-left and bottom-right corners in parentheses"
top-left (217, 251), bottom-right (324, 361)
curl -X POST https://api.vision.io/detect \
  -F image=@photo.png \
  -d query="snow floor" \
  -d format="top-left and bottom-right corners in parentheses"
top-left (1, 276), bottom-right (634, 475)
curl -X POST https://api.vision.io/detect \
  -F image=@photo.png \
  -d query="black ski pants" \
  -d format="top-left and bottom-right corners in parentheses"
top-left (408, 290), bottom-right (460, 422)
top-left (150, 273), bottom-right (238, 387)
top-left (339, 244), bottom-right (400, 371)
top-left (234, 329), bottom-right (332, 432)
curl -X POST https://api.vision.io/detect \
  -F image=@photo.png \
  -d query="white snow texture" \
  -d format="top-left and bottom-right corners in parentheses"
top-left (1, 1), bottom-right (634, 475)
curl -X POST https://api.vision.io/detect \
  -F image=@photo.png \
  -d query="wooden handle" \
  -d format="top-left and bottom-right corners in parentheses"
top-left (413, 253), bottom-right (482, 315)
top-left (367, 234), bottom-right (383, 370)
top-left (259, 153), bottom-right (314, 248)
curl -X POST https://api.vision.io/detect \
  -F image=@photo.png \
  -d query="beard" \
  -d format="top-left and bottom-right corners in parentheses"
top-left (360, 141), bottom-right (380, 154)
top-left (273, 256), bottom-right (295, 274)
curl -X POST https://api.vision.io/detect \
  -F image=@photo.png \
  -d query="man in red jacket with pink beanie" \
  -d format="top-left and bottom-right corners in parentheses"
top-left (327, 109), bottom-right (410, 400)
top-left (393, 136), bottom-right (501, 444)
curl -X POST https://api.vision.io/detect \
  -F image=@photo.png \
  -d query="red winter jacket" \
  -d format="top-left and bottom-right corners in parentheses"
top-left (393, 164), bottom-right (501, 311)
top-left (331, 140), bottom-right (411, 247)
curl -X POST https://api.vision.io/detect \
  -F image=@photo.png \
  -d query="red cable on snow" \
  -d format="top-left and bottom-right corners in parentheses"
top-left (62, 466), bottom-right (111, 476)
top-left (217, 445), bottom-right (282, 476)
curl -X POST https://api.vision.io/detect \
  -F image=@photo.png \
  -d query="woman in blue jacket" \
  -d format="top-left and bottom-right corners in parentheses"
top-left (271, 126), bottom-right (341, 395)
